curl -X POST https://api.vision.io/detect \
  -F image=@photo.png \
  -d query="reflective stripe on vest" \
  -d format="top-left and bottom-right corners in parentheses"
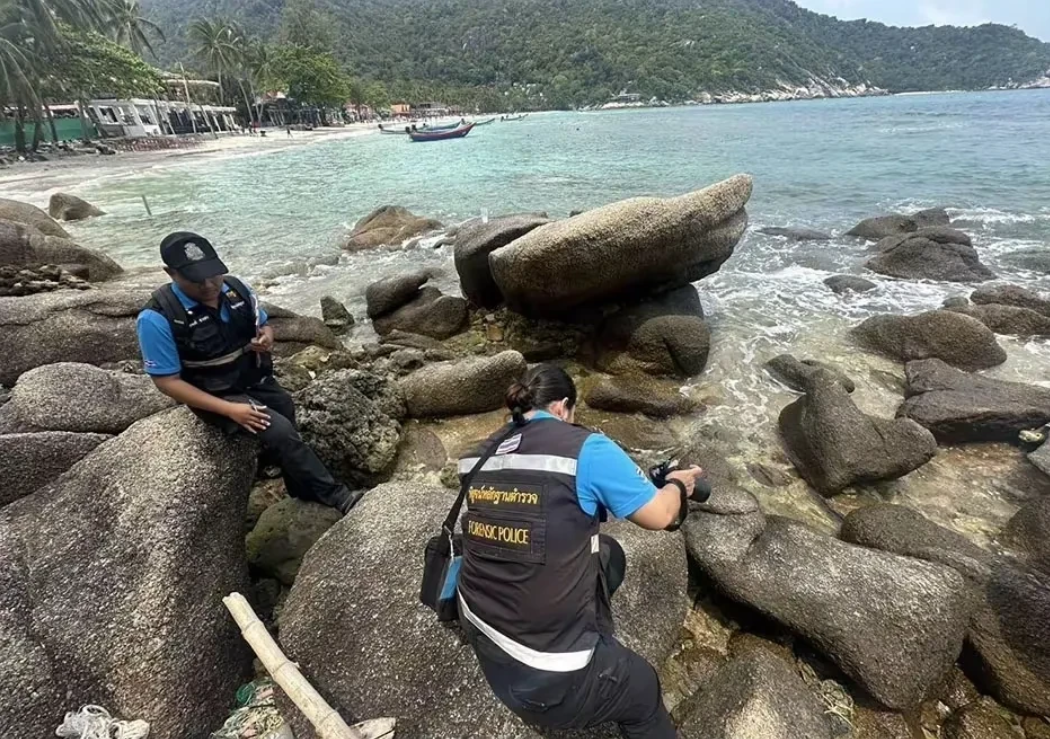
top-left (180, 344), bottom-right (251, 368)
top-left (457, 454), bottom-right (578, 477)
top-left (458, 592), bottom-right (594, 672)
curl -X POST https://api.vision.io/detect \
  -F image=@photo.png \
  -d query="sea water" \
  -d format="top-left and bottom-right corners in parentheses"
top-left (14, 89), bottom-right (1050, 532)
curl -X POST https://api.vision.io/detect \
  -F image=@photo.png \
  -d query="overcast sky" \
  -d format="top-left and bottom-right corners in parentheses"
top-left (795, 0), bottom-right (1050, 42)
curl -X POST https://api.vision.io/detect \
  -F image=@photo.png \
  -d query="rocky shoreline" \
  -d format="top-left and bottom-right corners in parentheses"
top-left (1, 180), bottom-right (1049, 739)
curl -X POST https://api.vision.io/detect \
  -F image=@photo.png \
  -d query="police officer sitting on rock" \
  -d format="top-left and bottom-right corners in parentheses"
top-left (136, 231), bottom-right (361, 514)
top-left (457, 364), bottom-right (707, 738)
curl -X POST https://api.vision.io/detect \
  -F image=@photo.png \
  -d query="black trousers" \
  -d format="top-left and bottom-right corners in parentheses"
top-left (193, 377), bottom-right (347, 508)
top-left (463, 535), bottom-right (677, 739)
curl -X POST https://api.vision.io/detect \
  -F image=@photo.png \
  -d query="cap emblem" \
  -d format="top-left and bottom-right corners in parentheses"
top-left (184, 243), bottom-right (206, 261)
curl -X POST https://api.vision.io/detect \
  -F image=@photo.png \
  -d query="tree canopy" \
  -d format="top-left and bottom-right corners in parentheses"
top-left (142, 0), bottom-right (1050, 109)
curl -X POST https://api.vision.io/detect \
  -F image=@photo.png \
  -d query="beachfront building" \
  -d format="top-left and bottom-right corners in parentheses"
top-left (87, 99), bottom-right (238, 138)
top-left (412, 101), bottom-right (451, 118)
top-left (390, 103), bottom-right (411, 117)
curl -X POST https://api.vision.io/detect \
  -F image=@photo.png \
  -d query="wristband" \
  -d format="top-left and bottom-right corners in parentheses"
top-left (664, 479), bottom-right (690, 532)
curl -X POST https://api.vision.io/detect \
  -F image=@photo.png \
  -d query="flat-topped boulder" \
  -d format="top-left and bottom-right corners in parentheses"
top-left (944, 299), bottom-right (1050, 336)
top-left (764, 354), bottom-right (855, 393)
top-left (847, 207), bottom-right (950, 241)
top-left (683, 489), bottom-right (973, 710)
top-left (0, 218), bottom-right (122, 281)
top-left (824, 274), bottom-right (876, 294)
top-left (851, 310), bottom-right (1006, 371)
top-left (48, 193), bottom-right (105, 221)
top-left (453, 213), bottom-right (550, 307)
top-left (489, 175), bottom-right (752, 315)
top-left (899, 359), bottom-right (1050, 442)
top-left (865, 229), bottom-right (994, 282)
top-left (0, 408), bottom-right (255, 739)
top-left (0, 198), bottom-right (70, 238)
top-left (584, 375), bottom-right (696, 418)
top-left (277, 481), bottom-right (688, 739)
top-left (343, 205), bottom-right (443, 251)
top-left (371, 285), bottom-right (468, 340)
top-left (971, 283), bottom-right (1050, 316)
top-left (779, 369), bottom-right (936, 496)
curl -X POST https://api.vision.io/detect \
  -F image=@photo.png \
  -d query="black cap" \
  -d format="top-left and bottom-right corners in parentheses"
top-left (160, 232), bottom-right (228, 282)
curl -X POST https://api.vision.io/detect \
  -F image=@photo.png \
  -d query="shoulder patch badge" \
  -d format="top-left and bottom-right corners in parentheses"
top-left (496, 434), bottom-right (522, 456)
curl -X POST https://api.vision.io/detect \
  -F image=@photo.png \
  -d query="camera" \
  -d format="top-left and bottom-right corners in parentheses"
top-left (648, 459), bottom-right (712, 503)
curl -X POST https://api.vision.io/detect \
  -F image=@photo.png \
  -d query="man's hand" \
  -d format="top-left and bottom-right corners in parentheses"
top-left (667, 466), bottom-right (705, 499)
top-left (225, 402), bottom-right (271, 433)
top-left (249, 326), bottom-right (274, 354)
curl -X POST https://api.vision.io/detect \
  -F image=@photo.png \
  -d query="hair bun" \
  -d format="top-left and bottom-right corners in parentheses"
top-left (505, 381), bottom-right (534, 414)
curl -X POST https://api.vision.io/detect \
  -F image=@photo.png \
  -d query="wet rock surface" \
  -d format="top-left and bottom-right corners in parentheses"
top-left (852, 310), bottom-right (1006, 371)
top-left (866, 229), bottom-right (995, 282)
top-left (778, 370), bottom-right (937, 496)
top-left (48, 192), bottom-right (105, 221)
top-left (594, 286), bottom-right (711, 377)
top-left (683, 489), bottom-right (973, 710)
top-left (824, 274), bottom-right (877, 293)
top-left (847, 207), bottom-right (951, 241)
top-left (343, 205), bottom-right (443, 251)
top-left (899, 359), bottom-right (1050, 442)
top-left (765, 354), bottom-right (856, 393)
top-left (584, 374), bottom-right (696, 418)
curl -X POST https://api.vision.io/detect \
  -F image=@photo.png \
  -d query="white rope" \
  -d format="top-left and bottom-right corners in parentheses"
top-left (55, 705), bottom-right (150, 739)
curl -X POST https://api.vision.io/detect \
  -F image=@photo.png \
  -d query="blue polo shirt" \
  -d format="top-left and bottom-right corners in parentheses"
top-left (529, 411), bottom-right (657, 519)
top-left (136, 281), bottom-right (268, 377)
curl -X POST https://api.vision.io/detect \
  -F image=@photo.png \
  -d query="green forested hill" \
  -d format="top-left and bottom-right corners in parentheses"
top-left (142, 0), bottom-right (1050, 108)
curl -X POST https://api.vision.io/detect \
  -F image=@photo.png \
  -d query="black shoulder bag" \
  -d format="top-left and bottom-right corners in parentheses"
top-left (420, 423), bottom-right (522, 621)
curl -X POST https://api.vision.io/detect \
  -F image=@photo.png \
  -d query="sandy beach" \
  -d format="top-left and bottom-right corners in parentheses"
top-left (0, 123), bottom-right (380, 203)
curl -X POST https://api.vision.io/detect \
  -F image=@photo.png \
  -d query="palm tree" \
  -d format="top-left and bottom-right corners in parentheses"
top-left (109, 0), bottom-right (164, 58)
top-left (188, 18), bottom-right (239, 105)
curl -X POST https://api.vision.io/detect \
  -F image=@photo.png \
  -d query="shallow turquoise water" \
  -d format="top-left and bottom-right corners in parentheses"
top-left (14, 90), bottom-right (1050, 463)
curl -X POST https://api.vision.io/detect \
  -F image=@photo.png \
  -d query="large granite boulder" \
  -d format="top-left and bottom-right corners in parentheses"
top-left (764, 354), bottom-right (855, 393)
top-left (277, 480), bottom-right (688, 739)
top-left (942, 704), bottom-right (1016, 739)
top-left (319, 295), bottom-right (354, 335)
top-left (400, 350), bottom-right (526, 418)
top-left (0, 198), bottom-right (71, 238)
top-left (294, 369), bottom-right (403, 485)
top-left (0, 263), bottom-right (93, 297)
top-left (778, 370), bottom-right (937, 496)
top-left (489, 175), bottom-right (752, 315)
top-left (847, 207), bottom-right (951, 241)
top-left (682, 488), bottom-right (973, 710)
top-left (945, 299), bottom-right (1050, 337)
top-left (971, 283), bottom-right (1050, 316)
top-left (3, 362), bottom-right (173, 434)
top-left (851, 310), bottom-right (1006, 371)
top-left (899, 359), bottom-right (1050, 442)
top-left (1030, 441), bottom-right (1050, 477)
top-left (245, 497), bottom-right (342, 585)
top-left (865, 230), bottom-right (995, 282)
top-left (0, 219), bottom-right (122, 282)
top-left (343, 205), bottom-right (443, 251)
top-left (0, 408), bottom-right (255, 739)
top-left (840, 504), bottom-right (1050, 716)
top-left (454, 213), bottom-right (550, 307)
top-left (0, 290), bottom-right (337, 385)
top-left (594, 286), bottom-right (711, 377)
top-left (677, 650), bottom-right (831, 739)
top-left (48, 193), bottom-right (105, 221)
top-left (372, 285), bottom-right (468, 340)
top-left (0, 431), bottom-right (110, 507)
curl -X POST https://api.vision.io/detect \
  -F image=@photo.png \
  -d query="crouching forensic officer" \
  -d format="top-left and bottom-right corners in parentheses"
top-left (456, 365), bottom-right (708, 738)
top-left (136, 231), bottom-right (361, 514)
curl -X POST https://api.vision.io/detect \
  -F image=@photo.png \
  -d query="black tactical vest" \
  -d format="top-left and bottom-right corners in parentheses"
top-left (457, 416), bottom-right (603, 671)
top-left (145, 276), bottom-right (272, 394)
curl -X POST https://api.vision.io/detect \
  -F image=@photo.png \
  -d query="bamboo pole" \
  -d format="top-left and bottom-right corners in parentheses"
top-left (222, 593), bottom-right (396, 739)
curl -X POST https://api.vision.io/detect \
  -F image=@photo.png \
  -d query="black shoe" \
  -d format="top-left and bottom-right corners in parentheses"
top-left (334, 486), bottom-right (364, 515)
